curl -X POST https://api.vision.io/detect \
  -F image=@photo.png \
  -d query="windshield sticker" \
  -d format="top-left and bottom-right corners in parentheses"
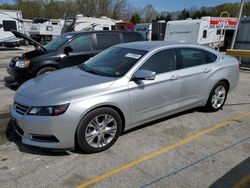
top-left (125, 53), bottom-right (142, 59)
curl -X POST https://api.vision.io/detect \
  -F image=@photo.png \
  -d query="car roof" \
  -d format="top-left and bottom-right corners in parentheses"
top-left (65, 30), bottom-right (142, 36)
top-left (115, 41), bottom-right (200, 51)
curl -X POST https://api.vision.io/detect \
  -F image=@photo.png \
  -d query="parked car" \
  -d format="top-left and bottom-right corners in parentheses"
top-left (11, 41), bottom-right (239, 153)
top-left (7, 30), bottom-right (145, 83)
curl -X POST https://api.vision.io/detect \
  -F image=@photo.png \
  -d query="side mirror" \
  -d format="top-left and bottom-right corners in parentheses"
top-left (133, 70), bottom-right (156, 81)
top-left (64, 46), bottom-right (73, 55)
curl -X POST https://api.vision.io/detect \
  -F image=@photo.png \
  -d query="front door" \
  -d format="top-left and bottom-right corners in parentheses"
top-left (60, 34), bottom-right (97, 68)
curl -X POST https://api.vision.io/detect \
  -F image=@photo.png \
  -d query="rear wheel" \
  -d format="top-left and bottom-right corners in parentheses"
top-left (36, 67), bottom-right (57, 76)
top-left (205, 82), bottom-right (228, 112)
top-left (76, 107), bottom-right (122, 153)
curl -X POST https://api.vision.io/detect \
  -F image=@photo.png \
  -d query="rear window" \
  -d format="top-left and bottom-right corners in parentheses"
top-left (123, 32), bottom-right (144, 42)
top-left (96, 33), bottom-right (121, 50)
top-left (3, 20), bottom-right (17, 31)
top-left (180, 48), bottom-right (217, 68)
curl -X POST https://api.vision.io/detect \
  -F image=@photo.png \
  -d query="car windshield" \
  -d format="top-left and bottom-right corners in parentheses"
top-left (81, 47), bottom-right (148, 77)
top-left (44, 33), bottom-right (74, 52)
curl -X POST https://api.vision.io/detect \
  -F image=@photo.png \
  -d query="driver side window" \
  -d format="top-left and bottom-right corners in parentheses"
top-left (140, 49), bottom-right (177, 74)
top-left (69, 35), bottom-right (93, 53)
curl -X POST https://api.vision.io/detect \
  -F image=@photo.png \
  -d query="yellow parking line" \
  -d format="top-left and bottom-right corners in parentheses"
top-left (76, 111), bottom-right (250, 188)
top-left (234, 174), bottom-right (250, 188)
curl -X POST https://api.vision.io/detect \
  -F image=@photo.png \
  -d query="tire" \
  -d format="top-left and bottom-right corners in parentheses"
top-left (205, 81), bottom-right (228, 112)
top-left (36, 67), bottom-right (57, 76)
top-left (76, 107), bottom-right (122, 153)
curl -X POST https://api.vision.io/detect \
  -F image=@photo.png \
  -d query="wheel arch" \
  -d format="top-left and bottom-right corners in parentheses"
top-left (218, 79), bottom-right (230, 91)
top-left (32, 61), bottom-right (59, 74)
top-left (74, 104), bottom-right (126, 148)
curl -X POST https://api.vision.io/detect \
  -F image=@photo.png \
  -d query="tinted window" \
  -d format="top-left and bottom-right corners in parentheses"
top-left (206, 51), bottom-right (217, 63)
top-left (3, 20), bottom-right (17, 31)
top-left (96, 33), bottom-right (121, 50)
top-left (69, 35), bottom-right (93, 52)
top-left (82, 47), bottom-right (147, 77)
top-left (203, 30), bottom-right (207, 38)
top-left (44, 33), bottom-right (74, 52)
top-left (123, 32), bottom-right (144, 42)
top-left (140, 49), bottom-right (176, 74)
top-left (180, 48), bottom-right (217, 68)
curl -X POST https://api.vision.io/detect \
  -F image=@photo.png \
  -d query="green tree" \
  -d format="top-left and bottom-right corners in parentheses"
top-left (17, 1), bottom-right (44, 19)
top-left (44, 0), bottom-right (61, 18)
top-left (156, 14), bottom-right (172, 22)
top-left (130, 13), bottom-right (141, 24)
top-left (177, 9), bottom-right (190, 20)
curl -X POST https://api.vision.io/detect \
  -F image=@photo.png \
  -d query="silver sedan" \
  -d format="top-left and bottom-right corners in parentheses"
top-left (11, 41), bottom-right (240, 153)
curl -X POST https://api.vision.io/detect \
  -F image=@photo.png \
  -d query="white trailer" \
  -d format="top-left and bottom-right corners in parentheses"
top-left (0, 9), bottom-right (24, 47)
top-left (22, 18), bottom-right (32, 36)
top-left (164, 17), bottom-right (225, 49)
top-left (62, 15), bottom-right (119, 33)
top-left (29, 18), bottom-right (65, 43)
top-left (135, 23), bottom-right (152, 41)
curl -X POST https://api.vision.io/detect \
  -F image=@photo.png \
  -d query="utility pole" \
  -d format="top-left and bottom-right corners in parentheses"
top-left (231, 0), bottom-right (244, 49)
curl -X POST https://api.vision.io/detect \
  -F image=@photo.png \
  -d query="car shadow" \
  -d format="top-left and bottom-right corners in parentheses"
top-left (122, 107), bottom-right (209, 135)
top-left (209, 157), bottom-right (250, 188)
top-left (4, 76), bottom-right (20, 91)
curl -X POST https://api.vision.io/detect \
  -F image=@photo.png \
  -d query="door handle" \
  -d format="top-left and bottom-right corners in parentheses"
top-left (169, 75), bottom-right (180, 80)
top-left (204, 68), bottom-right (212, 73)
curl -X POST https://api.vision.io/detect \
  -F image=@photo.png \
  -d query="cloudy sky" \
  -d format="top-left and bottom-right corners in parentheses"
top-left (1, 0), bottom-right (241, 11)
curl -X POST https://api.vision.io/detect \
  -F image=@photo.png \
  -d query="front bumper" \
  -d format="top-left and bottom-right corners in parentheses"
top-left (10, 103), bottom-right (78, 150)
top-left (7, 58), bottom-right (34, 83)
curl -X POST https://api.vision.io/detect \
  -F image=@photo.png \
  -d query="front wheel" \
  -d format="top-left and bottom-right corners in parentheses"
top-left (205, 82), bottom-right (228, 112)
top-left (76, 107), bottom-right (122, 153)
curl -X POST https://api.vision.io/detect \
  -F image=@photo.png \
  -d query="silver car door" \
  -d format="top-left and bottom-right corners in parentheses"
top-left (128, 49), bottom-right (182, 126)
top-left (178, 48), bottom-right (217, 109)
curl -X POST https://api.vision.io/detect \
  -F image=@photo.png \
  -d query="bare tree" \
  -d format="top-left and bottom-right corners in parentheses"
top-left (97, 0), bottom-right (112, 17)
top-left (143, 4), bottom-right (158, 22)
top-left (110, 0), bottom-right (128, 19)
top-left (76, 0), bottom-right (98, 17)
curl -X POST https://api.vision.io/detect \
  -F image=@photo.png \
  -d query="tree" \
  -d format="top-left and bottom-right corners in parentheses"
top-left (111, 0), bottom-right (128, 19)
top-left (76, 0), bottom-right (98, 17)
top-left (17, 1), bottom-right (44, 19)
top-left (130, 13), bottom-right (141, 24)
top-left (44, 0), bottom-right (61, 18)
top-left (97, 0), bottom-right (111, 17)
top-left (156, 14), bottom-right (172, 22)
top-left (177, 9), bottom-right (190, 20)
top-left (143, 4), bottom-right (158, 22)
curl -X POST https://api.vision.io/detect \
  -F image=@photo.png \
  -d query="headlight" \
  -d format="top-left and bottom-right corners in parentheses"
top-left (28, 103), bottom-right (69, 116)
top-left (15, 59), bottom-right (30, 68)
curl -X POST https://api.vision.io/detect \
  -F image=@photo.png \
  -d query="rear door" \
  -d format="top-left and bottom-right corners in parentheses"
top-left (129, 48), bottom-right (182, 125)
top-left (60, 34), bottom-right (96, 67)
top-left (177, 47), bottom-right (218, 108)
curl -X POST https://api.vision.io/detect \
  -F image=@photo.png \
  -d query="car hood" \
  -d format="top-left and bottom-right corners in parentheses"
top-left (12, 30), bottom-right (47, 52)
top-left (16, 67), bottom-right (117, 102)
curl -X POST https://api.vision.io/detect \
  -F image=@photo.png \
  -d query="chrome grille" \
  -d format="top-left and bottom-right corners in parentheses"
top-left (15, 103), bottom-right (30, 115)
